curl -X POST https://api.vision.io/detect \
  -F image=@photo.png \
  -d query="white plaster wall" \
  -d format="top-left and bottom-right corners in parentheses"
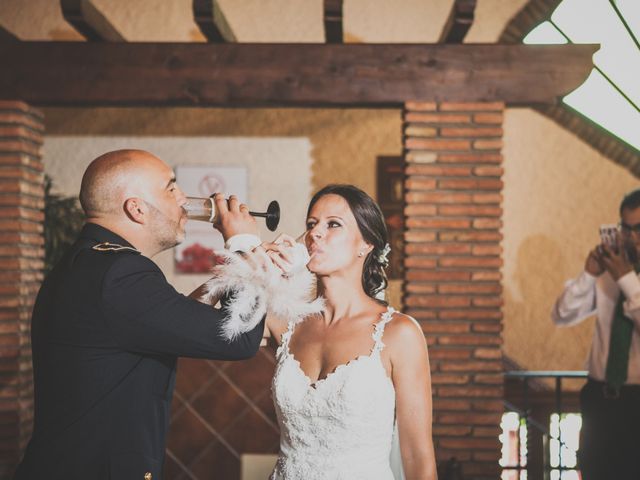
top-left (0, 0), bottom-right (83, 40)
top-left (217, 0), bottom-right (324, 42)
top-left (44, 136), bottom-right (313, 295)
top-left (465, 0), bottom-right (530, 43)
top-left (344, 0), bottom-right (453, 43)
top-left (92, 0), bottom-right (205, 42)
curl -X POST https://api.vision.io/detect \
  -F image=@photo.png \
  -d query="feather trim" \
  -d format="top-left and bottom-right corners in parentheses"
top-left (202, 250), bottom-right (323, 340)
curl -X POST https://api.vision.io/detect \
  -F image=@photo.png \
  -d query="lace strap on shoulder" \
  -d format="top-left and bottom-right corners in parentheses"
top-left (371, 306), bottom-right (396, 355)
top-left (276, 320), bottom-right (297, 358)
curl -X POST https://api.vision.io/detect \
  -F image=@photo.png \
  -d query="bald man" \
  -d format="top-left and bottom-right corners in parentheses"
top-left (15, 150), bottom-right (267, 480)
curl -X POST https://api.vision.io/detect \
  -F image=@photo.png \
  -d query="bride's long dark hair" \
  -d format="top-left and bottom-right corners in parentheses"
top-left (307, 184), bottom-right (389, 303)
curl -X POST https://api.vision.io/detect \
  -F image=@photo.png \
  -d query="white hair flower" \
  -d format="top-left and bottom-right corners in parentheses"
top-left (377, 243), bottom-right (391, 265)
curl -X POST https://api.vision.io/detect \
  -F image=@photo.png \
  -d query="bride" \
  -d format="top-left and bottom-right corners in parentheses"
top-left (261, 184), bottom-right (437, 479)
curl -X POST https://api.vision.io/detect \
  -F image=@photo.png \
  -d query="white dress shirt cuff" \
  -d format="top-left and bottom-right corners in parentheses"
top-left (572, 270), bottom-right (598, 292)
top-left (224, 234), bottom-right (261, 253)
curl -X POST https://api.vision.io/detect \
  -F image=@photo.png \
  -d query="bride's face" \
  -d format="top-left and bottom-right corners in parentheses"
top-left (305, 194), bottom-right (371, 276)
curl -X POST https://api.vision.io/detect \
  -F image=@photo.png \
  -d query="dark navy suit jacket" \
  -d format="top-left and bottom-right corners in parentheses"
top-left (14, 223), bottom-right (265, 480)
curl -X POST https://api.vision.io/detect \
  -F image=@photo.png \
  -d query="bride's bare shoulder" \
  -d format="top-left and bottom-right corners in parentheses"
top-left (383, 310), bottom-right (426, 349)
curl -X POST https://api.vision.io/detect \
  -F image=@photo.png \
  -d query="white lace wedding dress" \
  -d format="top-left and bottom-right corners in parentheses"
top-left (270, 306), bottom-right (400, 480)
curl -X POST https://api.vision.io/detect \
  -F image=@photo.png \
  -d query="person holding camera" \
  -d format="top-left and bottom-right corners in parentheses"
top-left (551, 188), bottom-right (640, 480)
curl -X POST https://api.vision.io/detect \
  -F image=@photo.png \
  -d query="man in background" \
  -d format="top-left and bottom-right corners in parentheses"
top-left (552, 188), bottom-right (640, 480)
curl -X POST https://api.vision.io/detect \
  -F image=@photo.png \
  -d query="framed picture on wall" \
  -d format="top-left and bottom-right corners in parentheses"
top-left (174, 165), bottom-right (248, 274)
top-left (377, 156), bottom-right (405, 280)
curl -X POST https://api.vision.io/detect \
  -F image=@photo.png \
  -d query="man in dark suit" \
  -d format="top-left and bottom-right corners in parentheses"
top-left (14, 149), bottom-right (268, 480)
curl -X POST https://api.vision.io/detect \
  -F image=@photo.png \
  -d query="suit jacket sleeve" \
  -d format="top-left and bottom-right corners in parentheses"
top-left (100, 253), bottom-right (264, 359)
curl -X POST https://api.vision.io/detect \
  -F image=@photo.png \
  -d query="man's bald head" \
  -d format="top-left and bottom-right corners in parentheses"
top-left (79, 149), bottom-right (160, 218)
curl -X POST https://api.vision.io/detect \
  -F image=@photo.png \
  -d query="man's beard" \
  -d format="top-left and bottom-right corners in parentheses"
top-left (145, 200), bottom-right (184, 251)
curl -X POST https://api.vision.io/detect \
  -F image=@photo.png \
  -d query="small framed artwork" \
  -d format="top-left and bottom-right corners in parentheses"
top-left (174, 165), bottom-right (248, 274)
top-left (377, 156), bottom-right (405, 280)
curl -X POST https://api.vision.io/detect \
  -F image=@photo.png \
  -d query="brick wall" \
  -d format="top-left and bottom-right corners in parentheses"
top-left (0, 101), bottom-right (44, 476)
top-left (403, 101), bottom-right (504, 479)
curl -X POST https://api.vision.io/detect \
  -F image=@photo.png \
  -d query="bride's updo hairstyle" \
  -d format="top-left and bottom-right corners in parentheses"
top-left (307, 184), bottom-right (389, 303)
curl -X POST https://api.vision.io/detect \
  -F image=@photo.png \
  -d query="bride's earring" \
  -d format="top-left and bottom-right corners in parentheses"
top-left (357, 251), bottom-right (364, 257)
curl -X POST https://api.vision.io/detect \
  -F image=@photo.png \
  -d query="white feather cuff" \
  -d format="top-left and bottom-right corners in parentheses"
top-left (201, 250), bottom-right (324, 341)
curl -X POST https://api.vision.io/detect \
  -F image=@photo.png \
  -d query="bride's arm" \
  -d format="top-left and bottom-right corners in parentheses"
top-left (188, 238), bottom-right (317, 345)
top-left (261, 236), bottom-right (314, 347)
top-left (387, 313), bottom-right (437, 480)
top-left (264, 313), bottom-right (290, 347)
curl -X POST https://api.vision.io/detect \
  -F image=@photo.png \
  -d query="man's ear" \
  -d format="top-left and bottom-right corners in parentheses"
top-left (124, 198), bottom-right (147, 224)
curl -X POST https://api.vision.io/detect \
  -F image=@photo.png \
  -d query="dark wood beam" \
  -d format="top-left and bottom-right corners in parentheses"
top-left (500, 0), bottom-right (562, 44)
top-left (0, 24), bottom-right (18, 43)
top-left (0, 42), bottom-right (597, 107)
top-left (61, 0), bottom-right (125, 42)
top-left (193, 0), bottom-right (235, 42)
top-left (324, 0), bottom-right (343, 44)
top-left (441, 0), bottom-right (477, 43)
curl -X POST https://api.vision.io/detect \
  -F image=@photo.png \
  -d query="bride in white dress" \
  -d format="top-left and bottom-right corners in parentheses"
top-left (263, 185), bottom-right (437, 480)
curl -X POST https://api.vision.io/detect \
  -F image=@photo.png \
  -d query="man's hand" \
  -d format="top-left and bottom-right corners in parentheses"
top-left (600, 236), bottom-right (634, 280)
top-left (585, 246), bottom-right (605, 276)
top-left (213, 193), bottom-right (258, 241)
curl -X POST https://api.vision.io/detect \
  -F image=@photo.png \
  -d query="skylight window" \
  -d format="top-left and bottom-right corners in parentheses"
top-left (523, 0), bottom-right (640, 152)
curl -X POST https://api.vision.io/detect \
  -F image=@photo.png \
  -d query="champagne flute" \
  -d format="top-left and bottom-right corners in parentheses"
top-left (267, 231), bottom-right (314, 277)
top-left (183, 196), bottom-right (280, 231)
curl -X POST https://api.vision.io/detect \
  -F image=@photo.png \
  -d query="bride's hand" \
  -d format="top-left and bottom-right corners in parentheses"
top-left (243, 244), bottom-right (285, 277)
top-left (261, 233), bottom-right (296, 251)
top-left (261, 234), bottom-right (301, 276)
top-left (262, 246), bottom-right (295, 276)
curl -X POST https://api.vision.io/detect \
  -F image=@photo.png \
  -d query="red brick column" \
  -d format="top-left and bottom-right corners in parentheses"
top-left (0, 101), bottom-right (44, 476)
top-left (402, 101), bottom-right (504, 479)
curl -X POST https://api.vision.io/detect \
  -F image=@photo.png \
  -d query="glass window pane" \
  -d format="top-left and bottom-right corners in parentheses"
top-left (563, 69), bottom-right (640, 151)
top-left (550, 413), bottom-right (581, 479)
top-left (500, 411), bottom-right (528, 480)
top-left (552, 0), bottom-right (614, 43)
top-left (611, 0), bottom-right (640, 42)
top-left (551, 471), bottom-right (580, 480)
top-left (500, 412), bottom-right (524, 468)
top-left (523, 22), bottom-right (567, 44)
top-left (552, 0), bottom-right (640, 106)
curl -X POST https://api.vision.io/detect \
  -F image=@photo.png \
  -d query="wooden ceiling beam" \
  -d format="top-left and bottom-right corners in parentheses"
top-left (193, 0), bottom-right (235, 42)
top-left (0, 24), bottom-right (18, 43)
top-left (441, 0), bottom-right (477, 43)
top-left (324, 0), bottom-right (343, 44)
top-left (0, 42), bottom-right (597, 107)
top-left (60, 0), bottom-right (125, 42)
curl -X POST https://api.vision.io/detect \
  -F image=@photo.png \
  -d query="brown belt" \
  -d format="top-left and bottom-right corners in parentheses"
top-left (587, 378), bottom-right (640, 399)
